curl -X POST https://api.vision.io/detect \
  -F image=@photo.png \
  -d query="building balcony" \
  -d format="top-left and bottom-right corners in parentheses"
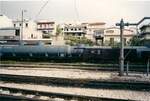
top-left (42, 34), bottom-right (51, 39)
top-left (0, 36), bottom-right (20, 40)
top-left (37, 28), bottom-right (54, 30)
top-left (94, 34), bottom-right (104, 39)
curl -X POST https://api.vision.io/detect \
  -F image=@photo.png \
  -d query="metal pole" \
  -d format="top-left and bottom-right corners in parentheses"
top-left (119, 19), bottom-right (124, 76)
top-left (0, 46), bottom-right (1, 68)
top-left (21, 10), bottom-right (24, 42)
top-left (116, 17), bottom-right (150, 76)
top-left (147, 59), bottom-right (149, 76)
top-left (126, 61), bottom-right (129, 76)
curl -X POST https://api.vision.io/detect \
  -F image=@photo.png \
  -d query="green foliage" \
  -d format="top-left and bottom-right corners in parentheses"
top-left (56, 25), bottom-right (62, 36)
top-left (111, 42), bottom-right (120, 48)
top-left (65, 35), bottom-right (94, 46)
top-left (128, 36), bottom-right (142, 46)
top-left (104, 40), bottom-right (120, 47)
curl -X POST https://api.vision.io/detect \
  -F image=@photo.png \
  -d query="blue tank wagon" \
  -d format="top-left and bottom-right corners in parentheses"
top-left (0, 45), bottom-right (149, 63)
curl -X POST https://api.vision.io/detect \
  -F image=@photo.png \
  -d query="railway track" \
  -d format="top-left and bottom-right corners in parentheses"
top-left (0, 63), bottom-right (119, 71)
top-left (0, 86), bottom-right (136, 101)
top-left (0, 63), bottom-right (147, 72)
top-left (0, 74), bottom-right (149, 91)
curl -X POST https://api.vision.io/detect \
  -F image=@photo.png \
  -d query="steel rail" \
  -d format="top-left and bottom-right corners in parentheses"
top-left (0, 63), bottom-right (147, 72)
top-left (0, 86), bottom-right (136, 101)
top-left (0, 74), bottom-right (149, 91)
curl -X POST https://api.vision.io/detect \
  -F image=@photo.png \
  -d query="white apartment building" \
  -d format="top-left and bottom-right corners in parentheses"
top-left (59, 22), bottom-right (106, 45)
top-left (104, 27), bottom-right (136, 46)
top-left (140, 25), bottom-right (150, 40)
top-left (0, 15), bottom-right (136, 46)
top-left (0, 28), bottom-right (20, 42)
top-left (139, 24), bottom-right (150, 47)
top-left (13, 20), bottom-right (52, 45)
top-left (0, 15), bottom-right (20, 44)
top-left (62, 23), bottom-right (86, 37)
top-left (0, 15), bottom-right (45, 44)
top-left (83, 22), bottom-right (106, 45)
top-left (0, 15), bottom-right (53, 45)
top-left (36, 20), bottom-right (56, 36)
top-left (13, 20), bottom-right (42, 40)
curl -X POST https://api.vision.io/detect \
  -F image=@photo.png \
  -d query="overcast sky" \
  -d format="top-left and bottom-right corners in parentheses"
top-left (0, 0), bottom-right (150, 26)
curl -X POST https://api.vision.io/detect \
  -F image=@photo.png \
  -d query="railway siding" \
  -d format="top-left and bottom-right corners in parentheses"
top-left (0, 74), bottom-right (150, 91)
top-left (0, 86), bottom-right (137, 101)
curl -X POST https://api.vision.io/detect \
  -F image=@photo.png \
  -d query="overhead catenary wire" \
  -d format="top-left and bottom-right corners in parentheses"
top-left (35, 0), bottom-right (50, 20)
top-left (34, 0), bottom-right (79, 22)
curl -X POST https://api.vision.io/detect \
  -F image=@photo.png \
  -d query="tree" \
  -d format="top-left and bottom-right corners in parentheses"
top-left (128, 36), bottom-right (142, 46)
top-left (56, 25), bottom-right (62, 36)
top-left (54, 25), bottom-right (63, 41)
top-left (65, 35), bottom-right (94, 46)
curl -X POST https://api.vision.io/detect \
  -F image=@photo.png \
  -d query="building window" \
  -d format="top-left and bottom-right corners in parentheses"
top-left (71, 28), bottom-right (73, 31)
top-left (40, 24), bottom-right (42, 28)
top-left (106, 30), bottom-right (114, 33)
top-left (75, 28), bottom-right (77, 31)
top-left (31, 34), bottom-right (33, 38)
top-left (19, 23), bottom-right (22, 26)
top-left (47, 24), bottom-right (50, 27)
top-left (15, 29), bottom-right (20, 36)
top-left (25, 23), bottom-right (28, 27)
top-left (110, 38), bottom-right (114, 45)
top-left (14, 24), bottom-right (16, 27)
top-left (79, 28), bottom-right (81, 30)
top-left (44, 24), bottom-right (46, 28)
top-left (124, 38), bottom-right (127, 46)
top-left (78, 33), bottom-right (81, 36)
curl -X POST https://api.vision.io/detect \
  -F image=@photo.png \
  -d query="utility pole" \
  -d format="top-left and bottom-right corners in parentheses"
top-left (147, 58), bottom-right (149, 76)
top-left (116, 17), bottom-right (150, 76)
top-left (21, 10), bottom-right (23, 42)
top-left (116, 19), bottom-right (125, 76)
top-left (116, 19), bottom-right (136, 76)
top-left (20, 10), bottom-right (27, 43)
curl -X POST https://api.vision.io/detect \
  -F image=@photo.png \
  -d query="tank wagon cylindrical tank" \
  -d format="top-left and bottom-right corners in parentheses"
top-left (80, 47), bottom-right (141, 63)
top-left (0, 45), bottom-right (82, 62)
top-left (0, 45), bottom-right (149, 63)
top-left (137, 47), bottom-right (150, 61)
